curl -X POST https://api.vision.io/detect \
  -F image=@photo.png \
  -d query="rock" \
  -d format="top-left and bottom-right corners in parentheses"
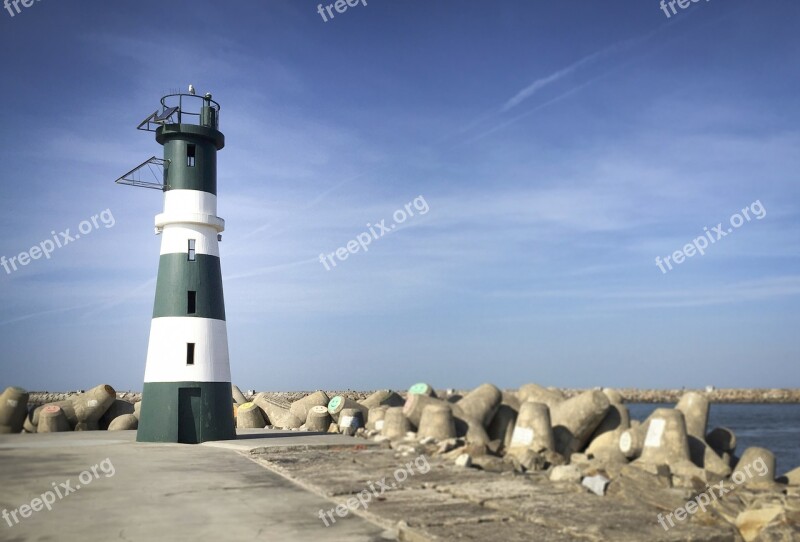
top-left (455, 453), bottom-right (472, 468)
top-left (735, 506), bottom-right (785, 542)
top-left (549, 465), bottom-right (582, 483)
top-left (511, 448), bottom-right (548, 471)
top-left (436, 438), bottom-right (462, 455)
top-left (582, 474), bottom-right (610, 496)
top-left (471, 455), bottom-right (516, 473)
top-left (606, 464), bottom-right (699, 514)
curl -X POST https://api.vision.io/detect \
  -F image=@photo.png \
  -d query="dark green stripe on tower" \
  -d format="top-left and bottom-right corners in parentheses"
top-left (137, 381), bottom-right (235, 443)
top-left (157, 123), bottom-right (224, 195)
top-left (152, 253), bottom-right (226, 320)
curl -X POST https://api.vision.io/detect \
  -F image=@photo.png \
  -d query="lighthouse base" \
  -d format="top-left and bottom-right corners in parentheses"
top-left (137, 381), bottom-right (235, 444)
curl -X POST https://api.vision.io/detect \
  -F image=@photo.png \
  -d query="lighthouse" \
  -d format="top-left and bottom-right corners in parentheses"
top-left (116, 88), bottom-right (235, 443)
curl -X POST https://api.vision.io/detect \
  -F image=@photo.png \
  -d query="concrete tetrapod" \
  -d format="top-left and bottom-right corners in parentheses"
top-left (507, 401), bottom-right (556, 456)
top-left (382, 406), bottom-right (411, 439)
top-left (601, 388), bottom-right (624, 405)
top-left (108, 414), bottom-right (139, 431)
top-left (72, 385), bottom-right (117, 431)
top-left (22, 412), bottom-right (37, 433)
top-left (706, 427), bottom-right (737, 457)
top-left (518, 384), bottom-right (564, 410)
top-left (360, 390), bottom-right (404, 410)
top-left (0, 386), bottom-right (29, 434)
top-left (284, 391), bottom-right (329, 429)
top-left (635, 409), bottom-right (696, 476)
top-left (550, 390), bottom-right (610, 456)
top-left (417, 403), bottom-right (456, 441)
top-left (674, 392), bottom-right (730, 475)
top-left (37, 405), bottom-right (70, 433)
top-left (456, 383), bottom-right (502, 427)
top-left (366, 406), bottom-right (388, 432)
top-left (408, 382), bottom-right (437, 398)
top-left (237, 402), bottom-right (266, 429)
top-left (327, 396), bottom-right (368, 423)
top-left (305, 405), bottom-right (332, 432)
top-left (487, 404), bottom-right (518, 451)
top-left (405, 394), bottom-right (490, 446)
top-left (99, 400), bottom-right (136, 430)
top-left (586, 402), bottom-right (630, 463)
top-left (338, 408), bottom-right (363, 436)
top-left (778, 466), bottom-right (800, 486)
top-left (403, 393), bottom-right (444, 428)
top-left (675, 391), bottom-right (710, 438)
top-left (590, 400), bottom-right (630, 439)
top-left (232, 384), bottom-right (248, 405)
top-left (28, 400), bottom-right (77, 432)
top-left (619, 419), bottom-right (649, 460)
top-left (253, 393), bottom-right (291, 427)
top-left (733, 447), bottom-right (778, 489)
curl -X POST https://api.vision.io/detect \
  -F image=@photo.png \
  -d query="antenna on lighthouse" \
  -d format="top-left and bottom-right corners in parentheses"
top-left (116, 87), bottom-right (233, 444)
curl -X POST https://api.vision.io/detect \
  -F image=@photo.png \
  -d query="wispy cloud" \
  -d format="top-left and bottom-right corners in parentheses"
top-left (501, 48), bottom-right (612, 113)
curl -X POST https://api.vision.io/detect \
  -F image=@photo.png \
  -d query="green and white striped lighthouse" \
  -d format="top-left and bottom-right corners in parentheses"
top-left (116, 87), bottom-right (235, 444)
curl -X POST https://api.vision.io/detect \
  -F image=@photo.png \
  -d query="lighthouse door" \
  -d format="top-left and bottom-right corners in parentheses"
top-left (178, 388), bottom-right (202, 443)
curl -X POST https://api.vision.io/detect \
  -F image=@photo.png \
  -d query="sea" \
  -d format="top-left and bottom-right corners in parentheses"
top-left (627, 403), bottom-right (800, 475)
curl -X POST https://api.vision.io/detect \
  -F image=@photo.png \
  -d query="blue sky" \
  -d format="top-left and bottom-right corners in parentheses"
top-left (0, 0), bottom-right (798, 392)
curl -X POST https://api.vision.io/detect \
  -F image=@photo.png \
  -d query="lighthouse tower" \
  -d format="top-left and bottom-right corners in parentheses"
top-left (116, 88), bottom-right (235, 443)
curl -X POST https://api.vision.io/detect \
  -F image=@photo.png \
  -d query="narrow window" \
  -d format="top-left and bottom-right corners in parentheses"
top-left (186, 343), bottom-right (195, 365)
top-left (187, 291), bottom-right (197, 314)
top-left (187, 144), bottom-right (196, 167)
top-left (188, 239), bottom-right (196, 261)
